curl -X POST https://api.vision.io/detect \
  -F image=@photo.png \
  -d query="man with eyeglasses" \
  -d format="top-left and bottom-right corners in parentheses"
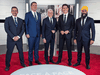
top-left (4, 6), bottom-right (26, 71)
top-left (73, 6), bottom-right (95, 69)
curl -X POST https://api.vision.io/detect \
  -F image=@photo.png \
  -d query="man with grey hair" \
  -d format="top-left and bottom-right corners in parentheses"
top-left (42, 9), bottom-right (57, 64)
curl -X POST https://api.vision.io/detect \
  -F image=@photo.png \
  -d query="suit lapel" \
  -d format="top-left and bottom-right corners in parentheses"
top-left (11, 16), bottom-right (16, 27)
top-left (66, 14), bottom-right (70, 24)
top-left (82, 17), bottom-right (89, 29)
top-left (30, 11), bottom-right (36, 22)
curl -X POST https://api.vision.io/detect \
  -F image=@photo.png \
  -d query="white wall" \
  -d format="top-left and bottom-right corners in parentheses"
top-left (30, 0), bottom-right (75, 5)
top-left (0, 0), bottom-right (27, 45)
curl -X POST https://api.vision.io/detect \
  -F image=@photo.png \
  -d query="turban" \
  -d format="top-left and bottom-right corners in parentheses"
top-left (81, 6), bottom-right (88, 11)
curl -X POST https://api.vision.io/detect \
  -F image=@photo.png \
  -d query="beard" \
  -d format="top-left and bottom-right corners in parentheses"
top-left (81, 13), bottom-right (88, 19)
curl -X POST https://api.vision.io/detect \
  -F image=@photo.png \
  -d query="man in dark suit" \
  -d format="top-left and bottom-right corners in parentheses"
top-left (25, 2), bottom-right (42, 65)
top-left (42, 9), bottom-right (57, 64)
top-left (4, 6), bottom-right (26, 71)
top-left (73, 6), bottom-right (95, 69)
top-left (56, 4), bottom-right (75, 66)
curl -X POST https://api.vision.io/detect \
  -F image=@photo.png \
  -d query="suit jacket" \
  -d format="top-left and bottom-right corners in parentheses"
top-left (25, 11), bottom-right (42, 37)
top-left (42, 17), bottom-right (57, 42)
top-left (4, 16), bottom-right (24, 42)
top-left (58, 14), bottom-right (75, 39)
top-left (74, 17), bottom-right (95, 41)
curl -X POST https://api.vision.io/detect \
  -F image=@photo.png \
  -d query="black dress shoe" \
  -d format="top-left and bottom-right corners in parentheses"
top-left (5, 66), bottom-right (9, 71)
top-left (73, 63), bottom-right (80, 66)
top-left (86, 65), bottom-right (90, 69)
top-left (56, 61), bottom-right (61, 64)
top-left (29, 61), bottom-right (32, 66)
top-left (50, 60), bottom-right (55, 64)
top-left (21, 63), bottom-right (26, 67)
top-left (46, 61), bottom-right (49, 64)
top-left (68, 62), bottom-right (72, 66)
top-left (35, 60), bottom-right (42, 64)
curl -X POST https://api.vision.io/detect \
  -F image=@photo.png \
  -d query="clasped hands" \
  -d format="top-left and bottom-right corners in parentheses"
top-left (43, 30), bottom-right (55, 43)
top-left (13, 36), bottom-right (20, 41)
top-left (61, 30), bottom-right (69, 35)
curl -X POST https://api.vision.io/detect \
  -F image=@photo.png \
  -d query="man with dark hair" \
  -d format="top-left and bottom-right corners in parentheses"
top-left (73, 6), bottom-right (95, 69)
top-left (25, 2), bottom-right (42, 66)
top-left (4, 6), bottom-right (26, 71)
top-left (56, 4), bottom-right (75, 66)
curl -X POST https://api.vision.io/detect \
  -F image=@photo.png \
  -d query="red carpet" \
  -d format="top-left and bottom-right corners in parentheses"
top-left (0, 51), bottom-right (100, 75)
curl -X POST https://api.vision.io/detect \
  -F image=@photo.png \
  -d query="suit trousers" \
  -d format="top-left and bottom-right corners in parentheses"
top-left (58, 34), bottom-right (72, 62)
top-left (28, 36), bottom-right (40, 61)
top-left (6, 40), bottom-right (24, 67)
top-left (44, 37), bottom-right (55, 62)
top-left (77, 37), bottom-right (90, 65)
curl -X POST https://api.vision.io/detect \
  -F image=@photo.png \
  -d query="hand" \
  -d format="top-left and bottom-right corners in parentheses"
top-left (43, 39), bottom-right (46, 43)
top-left (74, 39), bottom-right (77, 44)
top-left (90, 40), bottom-right (94, 45)
top-left (60, 31), bottom-right (65, 35)
top-left (26, 34), bottom-right (30, 38)
top-left (13, 36), bottom-right (19, 41)
top-left (52, 30), bottom-right (55, 34)
top-left (40, 34), bottom-right (42, 37)
top-left (65, 30), bottom-right (69, 34)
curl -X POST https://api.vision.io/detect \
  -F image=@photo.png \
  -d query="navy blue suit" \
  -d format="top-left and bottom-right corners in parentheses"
top-left (25, 11), bottom-right (42, 61)
top-left (58, 14), bottom-right (75, 62)
top-left (42, 17), bottom-right (57, 61)
top-left (4, 16), bottom-right (25, 67)
top-left (74, 17), bottom-right (95, 65)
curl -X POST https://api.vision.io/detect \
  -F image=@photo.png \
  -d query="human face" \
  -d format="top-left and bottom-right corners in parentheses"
top-left (48, 10), bottom-right (53, 18)
top-left (11, 8), bottom-right (18, 17)
top-left (81, 9), bottom-right (88, 16)
top-left (62, 6), bottom-right (69, 14)
top-left (31, 3), bottom-right (37, 12)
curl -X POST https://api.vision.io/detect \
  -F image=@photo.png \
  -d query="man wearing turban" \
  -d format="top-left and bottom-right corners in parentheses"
top-left (73, 6), bottom-right (95, 69)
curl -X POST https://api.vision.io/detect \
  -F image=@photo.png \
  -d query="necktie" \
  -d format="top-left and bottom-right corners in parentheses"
top-left (14, 17), bottom-right (18, 27)
top-left (82, 18), bottom-right (84, 28)
top-left (50, 18), bottom-right (53, 25)
top-left (64, 15), bottom-right (66, 23)
top-left (34, 12), bottom-right (37, 21)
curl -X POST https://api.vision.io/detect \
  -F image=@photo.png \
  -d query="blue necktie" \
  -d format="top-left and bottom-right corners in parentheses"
top-left (14, 17), bottom-right (18, 27)
top-left (34, 12), bottom-right (37, 21)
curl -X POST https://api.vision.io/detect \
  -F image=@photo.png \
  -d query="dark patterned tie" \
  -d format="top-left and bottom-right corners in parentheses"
top-left (14, 17), bottom-right (18, 27)
top-left (82, 18), bottom-right (84, 28)
top-left (64, 15), bottom-right (66, 23)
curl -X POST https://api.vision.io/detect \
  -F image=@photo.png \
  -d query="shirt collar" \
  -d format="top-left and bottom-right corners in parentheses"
top-left (31, 10), bottom-right (37, 15)
top-left (48, 17), bottom-right (53, 20)
top-left (12, 15), bottom-right (17, 19)
top-left (63, 13), bottom-right (68, 16)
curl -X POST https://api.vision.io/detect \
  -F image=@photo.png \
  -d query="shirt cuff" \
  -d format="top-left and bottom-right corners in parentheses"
top-left (17, 36), bottom-right (20, 39)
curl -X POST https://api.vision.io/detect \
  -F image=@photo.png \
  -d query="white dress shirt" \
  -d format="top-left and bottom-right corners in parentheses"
top-left (31, 10), bottom-right (38, 20)
top-left (63, 13), bottom-right (68, 23)
top-left (81, 16), bottom-right (87, 26)
top-left (49, 17), bottom-right (53, 24)
top-left (12, 15), bottom-right (20, 39)
top-left (12, 15), bottom-right (18, 23)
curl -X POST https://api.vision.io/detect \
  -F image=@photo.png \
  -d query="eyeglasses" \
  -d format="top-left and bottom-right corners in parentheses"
top-left (12, 10), bottom-right (18, 12)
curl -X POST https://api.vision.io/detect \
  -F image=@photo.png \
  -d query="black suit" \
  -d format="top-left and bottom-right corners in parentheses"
top-left (4, 16), bottom-right (25, 67)
top-left (74, 17), bottom-right (95, 65)
top-left (42, 17), bottom-right (57, 61)
top-left (58, 14), bottom-right (75, 62)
